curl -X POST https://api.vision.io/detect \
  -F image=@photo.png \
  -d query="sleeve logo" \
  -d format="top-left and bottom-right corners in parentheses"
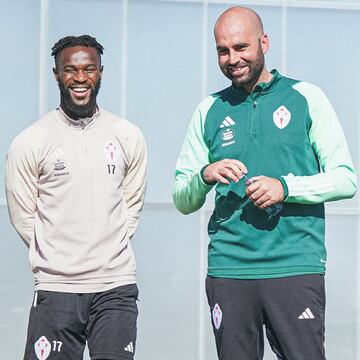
top-left (273, 105), bottom-right (291, 129)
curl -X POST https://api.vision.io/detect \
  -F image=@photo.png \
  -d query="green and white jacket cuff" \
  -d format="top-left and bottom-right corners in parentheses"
top-left (282, 166), bottom-right (356, 204)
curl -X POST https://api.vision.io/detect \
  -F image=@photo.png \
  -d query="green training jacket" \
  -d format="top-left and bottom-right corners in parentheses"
top-left (173, 70), bottom-right (356, 279)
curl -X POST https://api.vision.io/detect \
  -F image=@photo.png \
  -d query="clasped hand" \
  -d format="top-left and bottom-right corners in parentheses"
top-left (203, 159), bottom-right (284, 209)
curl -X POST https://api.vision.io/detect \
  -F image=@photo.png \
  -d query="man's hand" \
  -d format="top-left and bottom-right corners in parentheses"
top-left (203, 159), bottom-right (247, 185)
top-left (245, 176), bottom-right (284, 209)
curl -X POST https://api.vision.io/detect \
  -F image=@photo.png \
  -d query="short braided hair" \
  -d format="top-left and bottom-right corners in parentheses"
top-left (51, 35), bottom-right (104, 68)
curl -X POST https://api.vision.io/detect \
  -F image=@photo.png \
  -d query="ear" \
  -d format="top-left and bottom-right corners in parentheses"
top-left (53, 67), bottom-right (59, 81)
top-left (100, 65), bottom-right (104, 78)
top-left (261, 34), bottom-right (270, 55)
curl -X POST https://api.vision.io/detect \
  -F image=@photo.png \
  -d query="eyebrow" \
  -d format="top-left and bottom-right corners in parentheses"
top-left (63, 63), bottom-right (99, 68)
top-left (216, 42), bottom-right (249, 51)
top-left (234, 42), bottom-right (248, 47)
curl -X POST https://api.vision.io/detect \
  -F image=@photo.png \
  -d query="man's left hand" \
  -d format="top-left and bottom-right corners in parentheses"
top-left (245, 176), bottom-right (284, 209)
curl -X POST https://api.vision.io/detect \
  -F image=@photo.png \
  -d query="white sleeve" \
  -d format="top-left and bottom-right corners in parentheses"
top-left (6, 138), bottom-right (39, 247)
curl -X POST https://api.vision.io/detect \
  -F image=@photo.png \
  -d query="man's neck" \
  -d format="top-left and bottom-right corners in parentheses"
top-left (60, 103), bottom-right (97, 121)
top-left (242, 69), bottom-right (273, 94)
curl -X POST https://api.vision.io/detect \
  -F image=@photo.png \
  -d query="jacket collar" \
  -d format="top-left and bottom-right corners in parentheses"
top-left (231, 69), bottom-right (281, 96)
top-left (57, 107), bottom-right (100, 129)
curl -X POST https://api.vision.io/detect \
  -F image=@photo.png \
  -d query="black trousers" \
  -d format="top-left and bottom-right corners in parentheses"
top-left (24, 284), bottom-right (138, 360)
top-left (206, 275), bottom-right (326, 360)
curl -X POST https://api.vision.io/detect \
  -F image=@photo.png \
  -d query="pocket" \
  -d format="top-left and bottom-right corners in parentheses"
top-left (205, 277), bottom-right (213, 307)
top-left (32, 291), bottom-right (39, 308)
top-left (315, 275), bottom-right (326, 312)
top-left (114, 283), bottom-right (139, 302)
top-left (32, 290), bottom-right (49, 308)
top-left (131, 284), bottom-right (139, 301)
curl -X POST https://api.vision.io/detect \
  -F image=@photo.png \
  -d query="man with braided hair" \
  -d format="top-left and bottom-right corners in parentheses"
top-left (6, 35), bottom-right (147, 360)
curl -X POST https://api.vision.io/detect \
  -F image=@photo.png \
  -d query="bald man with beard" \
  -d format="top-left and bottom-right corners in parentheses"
top-left (173, 6), bottom-right (356, 360)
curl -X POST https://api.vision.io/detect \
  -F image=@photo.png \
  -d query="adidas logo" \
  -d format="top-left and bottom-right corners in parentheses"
top-left (298, 307), bottom-right (315, 320)
top-left (220, 116), bottom-right (235, 128)
top-left (124, 341), bottom-right (134, 353)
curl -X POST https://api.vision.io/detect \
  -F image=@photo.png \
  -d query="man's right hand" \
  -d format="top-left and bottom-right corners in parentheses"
top-left (202, 159), bottom-right (247, 185)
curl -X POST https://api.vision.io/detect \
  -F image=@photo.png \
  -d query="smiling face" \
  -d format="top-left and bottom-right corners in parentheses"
top-left (214, 7), bottom-right (270, 93)
top-left (54, 46), bottom-right (103, 119)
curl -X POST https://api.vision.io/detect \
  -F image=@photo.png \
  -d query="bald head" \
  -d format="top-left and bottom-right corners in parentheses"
top-left (215, 7), bottom-right (264, 39)
top-left (213, 6), bottom-right (271, 92)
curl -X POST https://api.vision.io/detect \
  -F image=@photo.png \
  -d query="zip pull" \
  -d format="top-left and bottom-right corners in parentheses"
top-left (253, 101), bottom-right (257, 108)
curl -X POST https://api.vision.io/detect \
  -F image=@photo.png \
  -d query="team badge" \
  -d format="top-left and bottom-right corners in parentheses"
top-left (34, 336), bottom-right (51, 360)
top-left (212, 303), bottom-right (222, 330)
top-left (273, 105), bottom-right (291, 129)
top-left (220, 128), bottom-right (235, 141)
top-left (104, 141), bottom-right (119, 163)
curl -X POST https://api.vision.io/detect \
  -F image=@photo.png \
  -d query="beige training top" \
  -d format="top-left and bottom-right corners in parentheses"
top-left (6, 108), bottom-right (147, 293)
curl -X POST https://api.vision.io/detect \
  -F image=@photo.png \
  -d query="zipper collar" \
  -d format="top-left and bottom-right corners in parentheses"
top-left (253, 69), bottom-right (280, 94)
top-left (57, 107), bottom-right (100, 129)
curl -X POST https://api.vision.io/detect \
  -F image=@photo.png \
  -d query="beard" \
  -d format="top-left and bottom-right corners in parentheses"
top-left (221, 43), bottom-right (265, 89)
top-left (58, 79), bottom-right (101, 119)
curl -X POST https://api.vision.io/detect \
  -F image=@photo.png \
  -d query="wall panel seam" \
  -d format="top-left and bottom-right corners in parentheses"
top-left (281, 0), bottom-right (287, 75)
top-left (120, 0), bottom-right (128, 118)
top-left (156, 0), bottom-right (360, 11)
top-left (39, 0), bottom-right (49, 118)
top-left (356, 26), bottom-right (360, 360)
top-left (199, 2), bottom-right (208, 360)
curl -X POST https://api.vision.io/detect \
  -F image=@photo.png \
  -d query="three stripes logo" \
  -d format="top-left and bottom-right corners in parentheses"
top-left (220, 116), bottom-right (235, 128)
top-left (124, 341), bottom-right (134, 353)
top-left (298, 307), bottom-right (315, 320)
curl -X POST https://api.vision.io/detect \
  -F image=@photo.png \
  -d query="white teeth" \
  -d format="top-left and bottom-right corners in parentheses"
top-left (72, 88), bottom-right (88, 92)
top-left (231, 66), bottom-right (246, 73)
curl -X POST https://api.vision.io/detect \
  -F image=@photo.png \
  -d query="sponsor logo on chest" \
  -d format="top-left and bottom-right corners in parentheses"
top-left (219, 116), bottom-right (236, 147)
top-left (221, 128), bottom-right (235, 141)
top-left (51, 148), bottom-right (69, 176)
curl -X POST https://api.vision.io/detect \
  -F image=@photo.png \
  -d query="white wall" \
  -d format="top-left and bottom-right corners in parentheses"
top-left (0, 1), bottom-right (359, 359)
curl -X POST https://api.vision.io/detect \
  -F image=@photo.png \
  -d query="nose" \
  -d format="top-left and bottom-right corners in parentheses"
top-left (228, 49), bottom-right (240, 65)
top-left (73, 70), bottom-right (87, 83)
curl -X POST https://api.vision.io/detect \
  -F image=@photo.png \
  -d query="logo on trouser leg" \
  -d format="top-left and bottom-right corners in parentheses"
top-left (124, 341), bottom-right (134, 353)
top-left (298, 307), bottom-right (315, 319)
top-left (34, 336), bottom-right (51, 360)
top-left (212, 303), bottom-right (222, 330)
